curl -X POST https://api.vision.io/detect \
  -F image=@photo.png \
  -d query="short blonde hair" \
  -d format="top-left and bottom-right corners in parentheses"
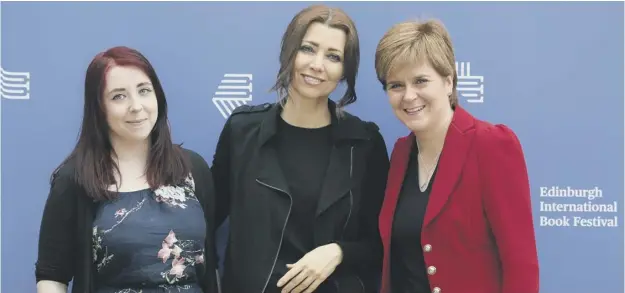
top-left (375, 19), bottom-right (458, 107)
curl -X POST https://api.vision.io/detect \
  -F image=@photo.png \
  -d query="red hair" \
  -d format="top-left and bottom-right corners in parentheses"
top-left (53, 46), bottom-right (190, 201)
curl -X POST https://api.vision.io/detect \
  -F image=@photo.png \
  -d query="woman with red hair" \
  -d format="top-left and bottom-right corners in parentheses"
top-left (35, 46), bottom-right (219, 293)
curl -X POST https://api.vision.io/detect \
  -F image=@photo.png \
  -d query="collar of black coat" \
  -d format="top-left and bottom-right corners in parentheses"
top-left (255, 99), bottom-right (372, 146)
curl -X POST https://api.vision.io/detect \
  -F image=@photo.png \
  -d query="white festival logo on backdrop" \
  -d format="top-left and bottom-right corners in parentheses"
top-left (1, 67), bottom-right (31, 100)
top-left (455, 62), bottom-right (484, 103)
top-left (212, 73), bottom-right (253, 119)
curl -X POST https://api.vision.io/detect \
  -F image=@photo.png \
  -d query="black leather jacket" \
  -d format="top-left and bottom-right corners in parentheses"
top-left (211, 101), bottom-right (390, 293)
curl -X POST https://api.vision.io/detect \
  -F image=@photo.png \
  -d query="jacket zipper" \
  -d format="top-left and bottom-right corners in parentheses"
top-left (256, 179), bottom-right (293, 293)
top-left (341, 146), bottom-right (355, 240)
top-left (215, 268), bottom-right (222, 293)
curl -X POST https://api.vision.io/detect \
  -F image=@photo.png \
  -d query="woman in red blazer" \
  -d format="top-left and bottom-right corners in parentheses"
top-left (373, 19), bottom-right (539, 293)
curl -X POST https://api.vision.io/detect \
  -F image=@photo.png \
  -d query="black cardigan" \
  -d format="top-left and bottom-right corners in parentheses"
top-left (34, 148), bottom-right (219, 293)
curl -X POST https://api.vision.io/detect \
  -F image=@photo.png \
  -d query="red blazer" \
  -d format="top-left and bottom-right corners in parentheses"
top-left (379, 106), bottom-right (539, 293)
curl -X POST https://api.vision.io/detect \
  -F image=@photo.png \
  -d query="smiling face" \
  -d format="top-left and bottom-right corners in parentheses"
top-left (376, 19), bottom-right (459, 134)
top-left (102, 65), bottom-right (158, 144)
top-left (385, 60), bottom-right (453, 133)
top-left (289, 22), bottom-right (346, 101)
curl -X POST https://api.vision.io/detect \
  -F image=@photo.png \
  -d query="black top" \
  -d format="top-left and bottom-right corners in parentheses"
top-left (390, 143), bottom-right (438, 293)
top-left (35, 148), bottom-right (219, 293)
top-left (265, 116), bottom-right (334, 293)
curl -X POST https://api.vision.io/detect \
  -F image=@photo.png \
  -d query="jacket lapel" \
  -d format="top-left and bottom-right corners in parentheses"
top-left (255, 145), bottom-right (291, 196)
top-left (379, 136), bottom-right (412, 242)
top-left (254, 103), bottom-right (291, 195)
top-left (378, 135), bottom-right (412, 293)
top-left (423, 106), bottom-right (476, 228)
top-left (314, 105), bottom-right (370, 217)
top-left (254, 100), bottom-right (370, 212)
top-left (315, 144), bottom-right (352, 217)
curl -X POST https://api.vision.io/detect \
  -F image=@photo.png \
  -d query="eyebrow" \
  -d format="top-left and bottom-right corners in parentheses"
top-left (387, 75), bottom-right (431, 83)
top-left (303, 40), bottom-right (343, 54)
top-left (107, 82), bottom-right (152, 95)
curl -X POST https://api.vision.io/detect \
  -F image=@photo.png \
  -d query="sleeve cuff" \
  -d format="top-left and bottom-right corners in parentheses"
top-left (334, 241), bottom-right (361, 268)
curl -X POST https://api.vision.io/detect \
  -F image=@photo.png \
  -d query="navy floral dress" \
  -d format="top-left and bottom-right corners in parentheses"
top-left (92, 174), bottom-right (206, 293)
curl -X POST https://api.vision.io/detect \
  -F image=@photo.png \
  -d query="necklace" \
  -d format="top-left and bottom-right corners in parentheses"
top-left (416, 141), bottom-right (442, 192)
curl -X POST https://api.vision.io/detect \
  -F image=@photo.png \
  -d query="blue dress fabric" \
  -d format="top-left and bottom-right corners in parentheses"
top-left (92, 175), bottom-right (206, 293)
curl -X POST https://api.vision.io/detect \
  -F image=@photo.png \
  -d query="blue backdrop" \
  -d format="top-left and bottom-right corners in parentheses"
top-left (1, 2), bottom-right (623, 293)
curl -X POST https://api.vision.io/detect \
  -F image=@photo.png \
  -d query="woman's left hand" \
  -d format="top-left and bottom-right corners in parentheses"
top-left (277, 243), bottom-right (343, 293)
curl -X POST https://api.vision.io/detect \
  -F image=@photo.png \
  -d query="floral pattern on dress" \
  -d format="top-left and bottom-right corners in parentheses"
top-left (154, 174), bottom-right (198, 209)
top-left (93, 198), bottom-right (147, 270)
top-left (157, 230), bottom-right (205, 284)
top-left (111, 284), bottom-right (198, 293)
top-left (92, 173), bottom-right (206, 293)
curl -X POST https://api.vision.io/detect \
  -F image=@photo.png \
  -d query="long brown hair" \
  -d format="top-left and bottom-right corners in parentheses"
top-left (52, 46), bottom-right (189, 201)
top-left (271, 4), bottom-right (360, 112)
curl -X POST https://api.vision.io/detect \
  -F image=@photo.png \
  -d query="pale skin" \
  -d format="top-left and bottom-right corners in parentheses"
top-left (35, 281), bottom-right (66, 293)
top-left (36, 66), bottom-right (157, 293)
top-left (274, 22), bottom-right (347, 293)
top-left (384, 60), bottom-right (455, 188)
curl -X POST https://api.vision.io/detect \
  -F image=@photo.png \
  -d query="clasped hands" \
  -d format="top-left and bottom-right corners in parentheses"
top-left (276, 243), bottom-right (343, 293)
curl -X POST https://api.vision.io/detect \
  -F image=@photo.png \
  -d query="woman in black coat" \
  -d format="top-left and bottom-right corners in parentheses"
top-left (211, 5), bottom-right (390, 293)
